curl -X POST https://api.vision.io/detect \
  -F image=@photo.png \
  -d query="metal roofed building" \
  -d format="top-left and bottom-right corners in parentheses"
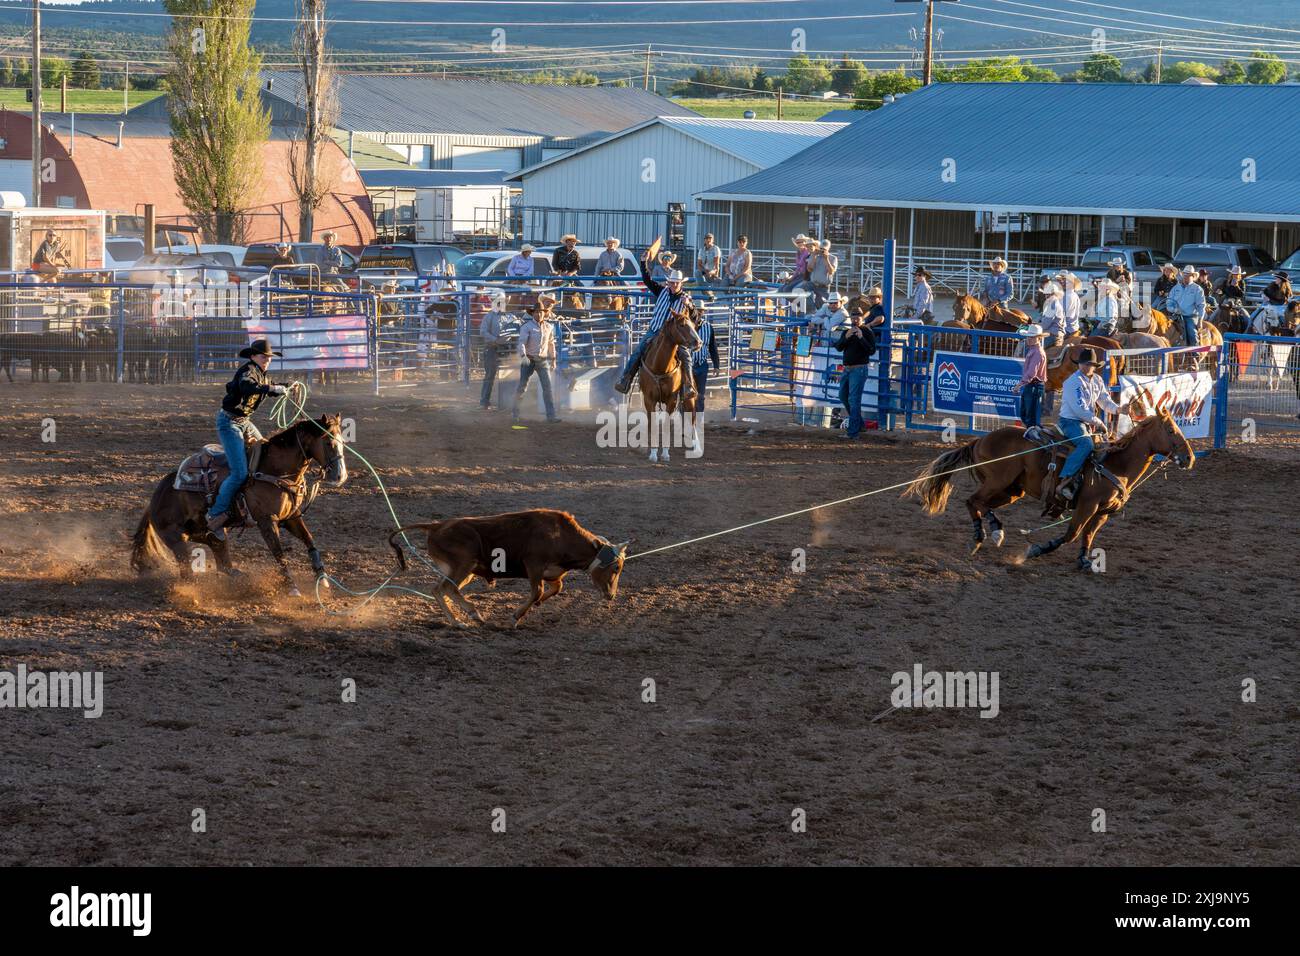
top-left (697, 82), bottom-right (1300, 291)
top-left (255, 72), bottom-right (699, 174)
top-left (505, 115), bottom-right (846, 254)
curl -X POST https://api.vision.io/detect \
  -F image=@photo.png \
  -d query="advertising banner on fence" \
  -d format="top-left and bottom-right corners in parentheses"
top-left (1117, 371), bottom-right (1214, 440)
top-left (244, 315), bottom-right (369, 371)
top-left (930, 350), bottom-right (1024, 420)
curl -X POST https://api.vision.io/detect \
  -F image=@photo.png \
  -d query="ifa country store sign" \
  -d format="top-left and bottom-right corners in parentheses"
top-left (930, 350), bottom-right (1024, 420)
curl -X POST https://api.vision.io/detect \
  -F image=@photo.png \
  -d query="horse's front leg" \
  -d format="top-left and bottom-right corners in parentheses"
top-left (282, 514), bottom-right (328, 589)
top-left (256, 515), bottom-right (299, 597)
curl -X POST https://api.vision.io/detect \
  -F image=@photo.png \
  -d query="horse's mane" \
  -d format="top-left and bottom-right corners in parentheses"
top-left (1108, 414), bottom-right (1162, 452)
top-left (266, 417), bottom-right (325, 448)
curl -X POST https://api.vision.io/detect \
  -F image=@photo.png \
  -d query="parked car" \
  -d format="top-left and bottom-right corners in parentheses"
top-left (1042, 245), bottom-right (1172, 290)
top-left (1172, 243), bottom-right (1274, 287)
top-left (353, 243), bottom-right (465, 292)
top-left (244, 241), bottom-right (356, 274)
top-left (1244, 246), bottom-right (1300, 306)
top-left (119, 251), bottom-right (236, 285)
top-left (104, 236), bottom-right (145, 271)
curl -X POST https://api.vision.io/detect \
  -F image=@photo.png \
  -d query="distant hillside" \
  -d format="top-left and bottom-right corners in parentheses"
top-left (1, 0), bottom-right (1297, 75)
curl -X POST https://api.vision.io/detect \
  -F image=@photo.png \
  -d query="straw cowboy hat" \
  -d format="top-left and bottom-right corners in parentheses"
top-left (1180, 265), bottom-right (1198, 276)
top-left (865, 286), bottom-right (883, 299)
top-left (520, 244), bottom-right (535, 253)
top-left (826, 291), bottom-right (843, 304)
top-left (536, 291), bottom-right (558, 306)
top-left (489, 293), bottom-right (507, 309)
top-left (1017, 324), bottom-right (1045, 338)
top-left (561, 234), bottom-right (579, 243)
top-left (990, 257), bottom-right (1008, 268)
top-left (1043, 282), bottom-right (1062, 297)
top-left (604, 236), bottom-right (620, 247)
top-left (1160, 262), bottom-right (1178, 273)
top-left (1228, 264), bottom-right (1245, 276)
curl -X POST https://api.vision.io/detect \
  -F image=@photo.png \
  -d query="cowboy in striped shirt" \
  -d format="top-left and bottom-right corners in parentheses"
top-left (689, 308), bottom-right (721, 411)
top-left (615, 239), bottom-right (696, 402)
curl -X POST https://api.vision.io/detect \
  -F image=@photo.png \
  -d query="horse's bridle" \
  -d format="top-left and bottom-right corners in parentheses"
top-left (295, 426), bottom-right (344, 480)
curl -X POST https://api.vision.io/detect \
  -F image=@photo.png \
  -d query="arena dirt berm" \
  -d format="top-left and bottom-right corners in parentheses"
top-left (0, 383), bottom-right (1295, 865)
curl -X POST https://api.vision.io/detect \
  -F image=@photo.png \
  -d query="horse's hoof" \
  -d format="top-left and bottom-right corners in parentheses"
top-left (316, 575), bottom-right (330, 590)
top-left (1025, 545), bottom-right (1042, 560)
top-left (990, 529), bottom-right (1005, 547)
top-left (288, 586), bottom-right (302, 598)
top-left (969, 541), bottom-right (983, 556)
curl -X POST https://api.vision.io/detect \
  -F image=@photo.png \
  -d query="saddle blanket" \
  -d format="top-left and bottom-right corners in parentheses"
top-left (174, 443), bottom-right (258, 498)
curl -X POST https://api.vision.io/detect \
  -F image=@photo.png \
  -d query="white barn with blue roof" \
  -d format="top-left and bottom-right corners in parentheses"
top-left (697, 82), bottom-right (1300, 291)
top-left (505, 115), bottom-right (845, 253)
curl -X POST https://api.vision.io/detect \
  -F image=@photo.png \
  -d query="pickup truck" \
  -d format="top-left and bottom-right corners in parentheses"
top-left (1040, 245), bottom-right (1173, 290)
top-left (1244, 246), bottom-right (1297, 306)
top-left (1172, 242), bottom-right (1274, 288)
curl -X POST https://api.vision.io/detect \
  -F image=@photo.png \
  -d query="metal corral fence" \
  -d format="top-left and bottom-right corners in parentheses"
top-left (1215, 332), bottom-right (1300, 444)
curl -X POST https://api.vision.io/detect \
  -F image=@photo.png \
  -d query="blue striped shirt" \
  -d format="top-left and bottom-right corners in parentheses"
top-left (691, 318), bottom-right (714, 367)
top-left (647, 287), bottom-right (690, 334)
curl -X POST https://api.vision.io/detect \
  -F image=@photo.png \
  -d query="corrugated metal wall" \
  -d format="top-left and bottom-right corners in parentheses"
top-left (517, 124), bottom-right (759, 248)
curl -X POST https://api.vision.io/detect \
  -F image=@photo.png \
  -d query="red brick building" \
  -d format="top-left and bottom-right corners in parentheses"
top-left (0, 108), bottom-right (375, 247)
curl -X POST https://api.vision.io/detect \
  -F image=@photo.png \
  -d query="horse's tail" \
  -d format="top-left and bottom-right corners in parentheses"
top-left (903, 443), bottom-right (976, 515)
top-left (130, 471), bottom-right (176, 573)
top-left (387, 523), bottom-right (436, 572)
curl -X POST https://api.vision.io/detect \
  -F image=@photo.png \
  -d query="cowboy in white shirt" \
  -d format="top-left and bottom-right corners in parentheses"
top-left (1039, 281), bottom-right (1066, 347)
top-left (1058, 272), bottom-right (1082, 340)
top-left (507, 244), bottom-right (536, 278)
top-left (910, 266), bottom-right (934, 321)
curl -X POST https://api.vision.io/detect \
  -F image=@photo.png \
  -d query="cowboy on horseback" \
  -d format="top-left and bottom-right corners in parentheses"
top-left (980, 257), bottom-right (1014, 308)
top-left (206, 339), bottom-right (288, 540)
top-left (1054, 346), bottom-right (1118, 507)
top-left (614, 237), bottom-right (696, 404)
top-left (1166, 265), bottom-right (1206, 349)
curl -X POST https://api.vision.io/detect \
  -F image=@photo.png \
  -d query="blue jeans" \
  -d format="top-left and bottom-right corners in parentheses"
top-left (622, 331), bottom-right (691, 384)
top-left (1177, 311), bottom-right (1199, 346)
top-left (838, 364), bottom-right (869, 437)
top-left (1018, 382), bottom-right (1044, 426)
top-left (513, 357), bottom-right (556, 419)
top-left (1059, 416), bottom-right (1093, 480)
top-left (480, 347), bottom-right (500, 406)
top-left (692, 363), bottom-right (709, 411)
top-left (209, 410), bottom-right (262, 519)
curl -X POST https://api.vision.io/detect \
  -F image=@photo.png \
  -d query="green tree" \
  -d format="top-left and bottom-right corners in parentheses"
top-left (752, 69), bottom-right (772, 92)
top-left (1022, 64), bottom-right (1060, 83)
top-left (933, 56), bottom-right (1028, 83)
top-left (852, 69), bottom-right (921, 110)
top-left (1161, 61), bottom-right (1217, 83)
top-left (1246, 50), bottom-right (1286, 85)
top-left (831, 56), bottom-right (867, 96)
top-left (783, 54), bottom-right (833, 95)
top-left (72, 52), bottom-right (101, 90)
top-left (41, 57), bottom-right (71, 88)
top-left (1075, 53), bottom-right (1124, 83)
top-left (1217, 60), bottom-right (1246, 84)
top-left (0, 58), bottom-right (13, 88)
top-left (164, 0), bottom-right (270, 244)
top-left (567, 70), bottom-right (599, 86)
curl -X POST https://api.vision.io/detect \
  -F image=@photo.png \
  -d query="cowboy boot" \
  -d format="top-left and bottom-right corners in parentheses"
top-left (206, 512), bottom-right (230, 542)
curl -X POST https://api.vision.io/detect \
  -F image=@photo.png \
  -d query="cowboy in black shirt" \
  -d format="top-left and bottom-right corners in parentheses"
top-left (207, 339), bottom-right (287, 538)
top-left (552, 234), bottom-right (581, 278)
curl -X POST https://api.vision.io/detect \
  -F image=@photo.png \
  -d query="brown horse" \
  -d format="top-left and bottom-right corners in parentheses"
top-left (1044, 334), bottom-right (1125, 392)
top-left (904, 407), bottom-right (1194, 569)
top-left (130, 415), bottom-right (348, 595)
top-left (952, 295), bottom-right (1027, 353)
top-left (638, 305), bottom-right (703, 463)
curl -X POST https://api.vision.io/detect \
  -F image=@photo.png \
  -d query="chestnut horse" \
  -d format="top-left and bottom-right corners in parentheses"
top-left (637, 305), bottom-right (703, 463)
top-left (904, 407), bottom-right (1194, 569)
top-left (1045, 334), bottom-right (1125, 392)
top-left (951, 295), bottom-right (1028, 354)
top-left (131, 415), bottom-right (348, 595)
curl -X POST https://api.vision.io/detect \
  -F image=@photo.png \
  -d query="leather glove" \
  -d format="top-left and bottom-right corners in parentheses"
top-left (268, 384), bottom-right (289, 396)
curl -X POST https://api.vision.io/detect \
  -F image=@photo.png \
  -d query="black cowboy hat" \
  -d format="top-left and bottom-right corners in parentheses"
top-left (1077, 346), bottom-right (1103, 366)
top-left (239, 338), bottom-right (279, 358)
top-left (913, 266), bottom-right (932, 279)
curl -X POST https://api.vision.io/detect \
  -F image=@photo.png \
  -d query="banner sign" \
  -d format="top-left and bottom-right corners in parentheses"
top-left (1117, 371), bottom-right (1214, 440)
top-left (930, 349), bottom-right (1024, 419)
top-left (245, 315), bottom-right (370, 371)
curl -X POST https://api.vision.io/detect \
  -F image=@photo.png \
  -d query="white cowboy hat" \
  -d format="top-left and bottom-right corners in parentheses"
top-left (820, 239), bottom-right (831, 249)
top-left (990, 257), bottom-right (1007, 268)
top-left (776, 270), bottom-right (793, 282)
top-left (1017, 324), bottom-right (1045, 337)
top-left (561, 234), bottom-right (579, 242)
top-left (794, 234), bottom-right (809, 243)
top-left (605, 236), bottom-right (620, 246)
top-left (521, 244), bottom-right (535, 253)
top-left (490, 292), bottom-right (507, 308)
top-left (663, 269), bottom-right (685, 283)
top-left (536, 291), bottom-right (558, 305)
top-left (1228, 264), bottom-right (1245, 275)
top-left (1043, 282), bottom-right (1062, 297)
top-left (1180, 265), bottom-right (1197, 276)
top-left (1109, 256), bottom-right (1126, 267)
top-left (1097, 277), bottom-right (1119, 292)
top-left (826, 292), bottom-right (842, 304)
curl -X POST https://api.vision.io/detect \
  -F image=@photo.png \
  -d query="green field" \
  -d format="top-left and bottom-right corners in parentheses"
top-left (0, 88), bottom-right (163, 113)
top-left (674, 97), bottom-right (857, 122)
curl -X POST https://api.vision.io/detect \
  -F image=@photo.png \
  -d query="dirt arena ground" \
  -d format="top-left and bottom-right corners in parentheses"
top-left (1, 382), bottom-right (1296, 866)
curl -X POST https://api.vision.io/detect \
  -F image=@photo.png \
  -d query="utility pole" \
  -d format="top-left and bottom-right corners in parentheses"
top-left (31, 0), bottom-right (41, 206)
top-left (60, 72), bottom-right (66, 113)
top-left (643, 44), bottom-right (652, 91)
top-left (922, 0), bottom-right (935, 86)
top-left (123, 59), bottom-right (129, 114)
top-left (1154, 40), bottom-right (1163, 83)
top-left (776, 85), bottom-right (783, 120)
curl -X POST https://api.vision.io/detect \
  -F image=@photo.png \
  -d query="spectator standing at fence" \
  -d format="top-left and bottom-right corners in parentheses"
top-left (833, 309), bottom-right (877, 439)
top-left (1166, 266), bottom-right (1206, 347)
top-left (780, 235), bottom-right (811, 294)
top-left (982, 257), bottom-right (1014, 308)
top-left (507, 244), bottom-right (536, 278)
top-left (1011, 323), bottom-right (1047, 428)
top-left (552, 234), bottom-right (581, 281)
top-left (320, 232), bottom-right (345, 274)
top-left (478, 294), bottom-right (512, 410)
top-left (911, 267), bottom-right (934, 322)
top-left (206, 339), bottom-right (289, 539)
top-left (696, 234), bottom-right (722, 285)
top-left (512, 292), bottom-right (561, 424)
top-left (726, 236), bottom-right (753, 287)
top-left (804, 240), bottom-right (838, 308)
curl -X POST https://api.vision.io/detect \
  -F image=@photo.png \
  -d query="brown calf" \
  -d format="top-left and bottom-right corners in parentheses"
top-left (389, 509), bottom-right (628, 627)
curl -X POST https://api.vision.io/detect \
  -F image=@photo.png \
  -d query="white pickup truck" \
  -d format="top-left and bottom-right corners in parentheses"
top-left (1040, 245), bottom-right (1173, 289)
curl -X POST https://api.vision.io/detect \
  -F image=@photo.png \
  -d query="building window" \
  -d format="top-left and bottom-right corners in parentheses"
top-left (808, 206), bottom-right (866, 244)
